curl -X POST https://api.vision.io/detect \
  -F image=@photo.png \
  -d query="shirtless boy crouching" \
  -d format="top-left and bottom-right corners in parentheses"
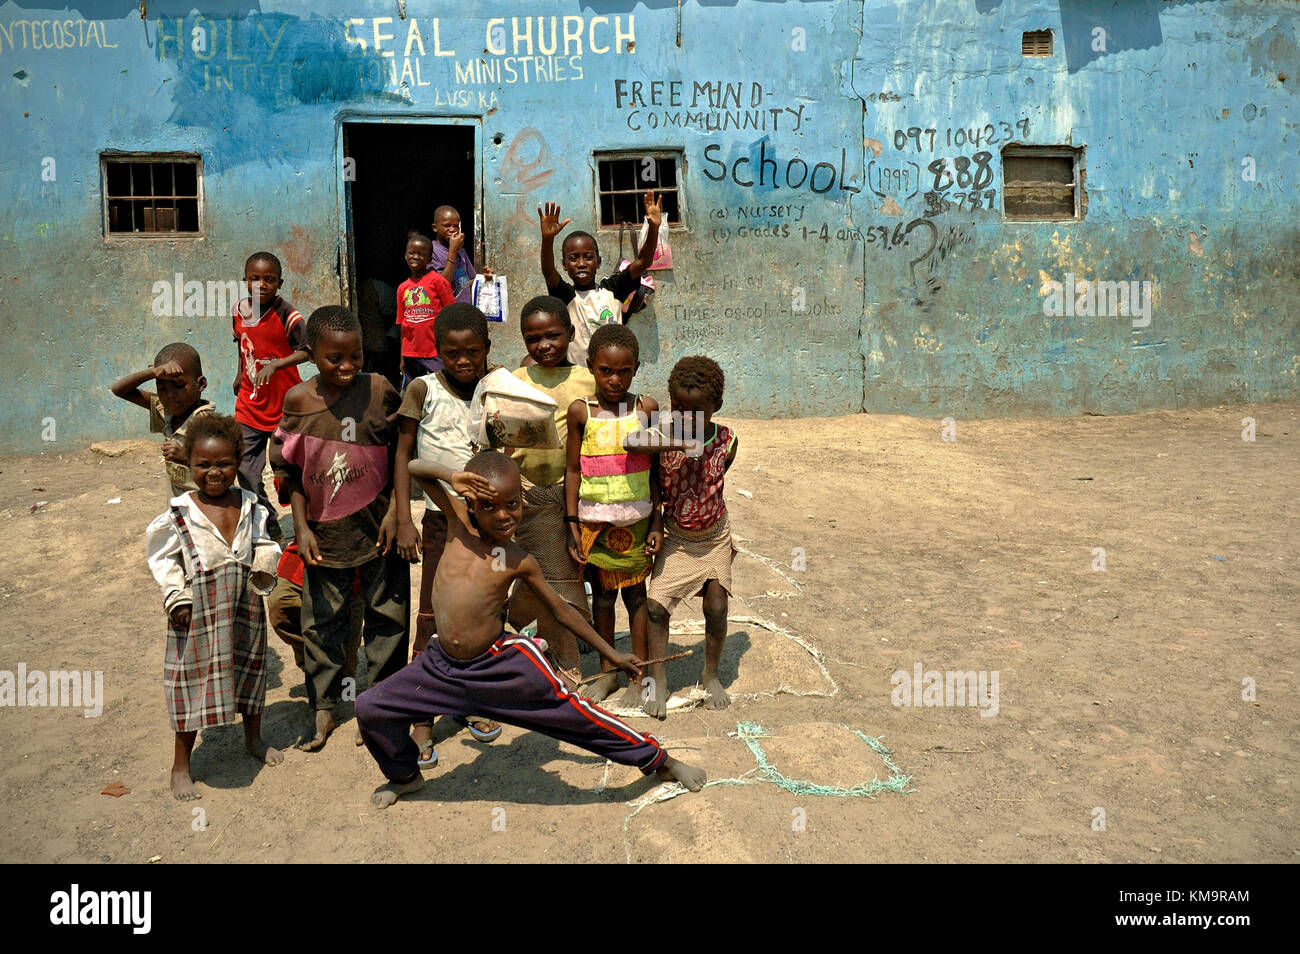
top-left (355, 451), bottom-right (706, 807)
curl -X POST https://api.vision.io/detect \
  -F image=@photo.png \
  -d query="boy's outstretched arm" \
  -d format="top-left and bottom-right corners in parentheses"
top-left (537, 201), bottom-right (571, 291)
top-left (253, 348), bottom-right (310, 390)
top-left (517, 555), bottom-right (644, 680)
top-left (623, 190), bottom-right (662, 282)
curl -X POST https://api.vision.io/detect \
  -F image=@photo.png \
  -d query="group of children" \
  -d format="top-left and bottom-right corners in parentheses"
top-left (116, 191), bottom-right (738, 806)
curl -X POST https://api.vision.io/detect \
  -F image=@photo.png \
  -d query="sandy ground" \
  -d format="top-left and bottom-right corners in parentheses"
top-left (0, 403), bottom-right (1296, 864)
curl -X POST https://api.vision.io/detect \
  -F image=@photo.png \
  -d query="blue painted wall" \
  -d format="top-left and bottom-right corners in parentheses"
top-left (1, 0), bottom-right (1296, 452)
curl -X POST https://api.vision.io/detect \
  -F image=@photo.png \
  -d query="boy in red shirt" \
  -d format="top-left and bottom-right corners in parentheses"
top-left (233, 251), bottom-right (309, 534)
top-left (396, 232), bottom-right (455, 387)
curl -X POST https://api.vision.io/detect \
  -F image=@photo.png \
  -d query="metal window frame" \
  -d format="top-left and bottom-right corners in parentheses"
top-left (592, 149), bottom-right (686, 230)
top-left (101, 152), bottom-right (204, 241)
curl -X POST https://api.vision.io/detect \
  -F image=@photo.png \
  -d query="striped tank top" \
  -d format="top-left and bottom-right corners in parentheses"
top-left (578, 396), bottom-right (653, 527)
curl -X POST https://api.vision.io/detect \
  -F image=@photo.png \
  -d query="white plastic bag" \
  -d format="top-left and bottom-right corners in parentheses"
top-left (469, 368), bottom-right (560, 450)
top-left (472, 274), bottom-right (508, 322)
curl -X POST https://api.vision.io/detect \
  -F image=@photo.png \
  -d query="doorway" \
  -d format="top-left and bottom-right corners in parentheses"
top-left (340, 119), bottom-right (479, 385)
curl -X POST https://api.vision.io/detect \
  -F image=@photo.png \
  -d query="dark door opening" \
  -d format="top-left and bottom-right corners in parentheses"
top-left (342, 120), bottom-right (477, 385)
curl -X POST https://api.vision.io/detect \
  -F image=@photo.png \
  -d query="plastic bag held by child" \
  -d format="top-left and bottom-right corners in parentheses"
top-left (471, 274), bottom-right (509, 322)
top-left (469, 368), bottom-right (560, 450)
top-left (640, 218), bottom-right (673, 271)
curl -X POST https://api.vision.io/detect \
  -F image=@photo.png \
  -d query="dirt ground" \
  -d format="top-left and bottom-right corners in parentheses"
top-left (1, 402), bottom-right (1295, 864)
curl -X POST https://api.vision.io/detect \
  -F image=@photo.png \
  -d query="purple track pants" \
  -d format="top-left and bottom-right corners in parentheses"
top-left (356, 634), bottom-right (667, 781)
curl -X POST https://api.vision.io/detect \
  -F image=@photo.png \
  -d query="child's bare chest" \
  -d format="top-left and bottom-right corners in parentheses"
top-left (193, 499), bottom-right (241, 547)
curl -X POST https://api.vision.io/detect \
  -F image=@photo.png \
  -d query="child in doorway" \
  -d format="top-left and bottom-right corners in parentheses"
top-left (233, 251), bottom-right (309, 535)
top-left (393, 303), bottom-right (502, 764)
top-left (397, 232), bottom-right (455, 387)
top-left (355, 451), bottom-right (706, 807)
top-left (269, 306), bottom-right (411, 752)
top-left (505, 296), bottom-right (596, 679)
top-left (564, 324), bottom-right (662, 706)
top-left (111, 342), bottom-right (216, 499)
top-left (537, 190), bottom-right (661, 366)
top-left (630, 356), bottom-right (739, 716)
top-left (144, 413), bottom-right (283, 800)
top-left (429, 205), bottom-right (492, 304)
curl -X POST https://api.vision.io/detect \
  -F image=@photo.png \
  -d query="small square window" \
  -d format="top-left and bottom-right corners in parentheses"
top-left (102, 154), bottom-right (202, 237)
top-left (1022, 30), bottom-right (1053, 57)
top-left (1002, 145), bottom-right (1083, 221)
top-left (594, 151), bottom-right (683, 228)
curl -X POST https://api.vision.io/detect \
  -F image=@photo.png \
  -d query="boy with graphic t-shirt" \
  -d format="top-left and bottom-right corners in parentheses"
top-left (270, 306), bottom-right (411, 753)
top-left (233, 251), bottom-right (309, 532)
top-left (537, 190), bottom-right (662, 366)
top-left (397, 232), bottom-right (455, 386)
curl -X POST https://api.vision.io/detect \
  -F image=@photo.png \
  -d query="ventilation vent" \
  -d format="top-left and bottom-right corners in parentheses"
top-left (1022, 30), bottom-right (1053, 57)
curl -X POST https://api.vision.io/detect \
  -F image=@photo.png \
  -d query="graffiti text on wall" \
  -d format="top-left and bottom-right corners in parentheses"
top-left (615, 80), bottom-right (807, 132)
top-left (0, 19), bottom-right (117, 54)
top-left (702, 141), bottom-right (859, 195)
top-left (459, 15), bottom-right (634, 86)
top-left (892, 119), bottom-right (1031, 153)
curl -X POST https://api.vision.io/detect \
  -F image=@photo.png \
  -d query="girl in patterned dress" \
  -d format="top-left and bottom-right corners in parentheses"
top-left (564, 324), bottom-right (663, 706)
top-left (145, 414), bottom-right (283, 800)
top-left (632, 357), bottom-right (738, 717)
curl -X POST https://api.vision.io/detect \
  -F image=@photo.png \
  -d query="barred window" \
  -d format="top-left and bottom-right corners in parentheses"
top-left (595, 151), bottom-right (683, 228)
top-left (103, 154), bottom-right (202, 236)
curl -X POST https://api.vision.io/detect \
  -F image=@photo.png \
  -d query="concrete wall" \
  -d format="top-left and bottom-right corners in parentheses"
top-left (1, 0), bottom-right (1296, 452)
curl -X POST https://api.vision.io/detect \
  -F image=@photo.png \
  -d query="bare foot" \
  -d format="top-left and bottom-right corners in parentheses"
top-left (245, 736), bottom-right (284, 765)
top-left (615, 683), bottom-right (644, 712)
top-left (585, 671), bottom-right (620, 703)
top-left (656, 756), bottom-right (706, 792)
top-left (372, 773), bottom-right (425, 808)
top-left (297, 709), bottom-right (336, 751)
top-left (171, 769), bottom-right (201, 800)
top-left (703, 675), bottom-right (731, 710)
top-left (642, 674), bottom-right (668, 720)
top-left (355, 726), bottom-right (365, 746)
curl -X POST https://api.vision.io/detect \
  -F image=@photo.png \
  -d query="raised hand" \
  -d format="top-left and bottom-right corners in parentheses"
top-left (450, 470), bottom-right (496, 504)
top-left (642, 190), bottom-right (663, 228)
top-left (153, 360), bottom-right (187, 382)
top-left (538, 201), bottom-right (571, 239)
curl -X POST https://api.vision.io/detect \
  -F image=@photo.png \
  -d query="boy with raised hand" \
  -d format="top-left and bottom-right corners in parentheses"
top-left (355, 451), bottom-right (706, 808)
top-left (110, 342), bottom-right (216, 499)
top-left (537, 190), bottom-right (661, 366)
top-left (429, 205), bottom-right (492, 304)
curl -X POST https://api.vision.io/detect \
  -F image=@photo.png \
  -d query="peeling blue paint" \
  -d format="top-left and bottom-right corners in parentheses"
top-left (1, 0), bottom-right (1297, 452)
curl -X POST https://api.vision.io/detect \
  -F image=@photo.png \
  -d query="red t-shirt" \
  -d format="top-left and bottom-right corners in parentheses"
top-left (396, 271), bottom-right (454, 359)
top-left (233, 297), bottom-right (306, 433)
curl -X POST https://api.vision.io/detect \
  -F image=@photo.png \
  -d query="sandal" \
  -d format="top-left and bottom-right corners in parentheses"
top-left (455, 716), bottom-right (502, 743)
top-left (409, 725), bottom-right (438, 769)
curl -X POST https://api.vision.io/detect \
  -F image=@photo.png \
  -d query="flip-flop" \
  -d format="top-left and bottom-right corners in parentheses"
top-left (409, 727), bottom-right (438, 769)
top-left (455, 716), bottom-right (502, 743)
